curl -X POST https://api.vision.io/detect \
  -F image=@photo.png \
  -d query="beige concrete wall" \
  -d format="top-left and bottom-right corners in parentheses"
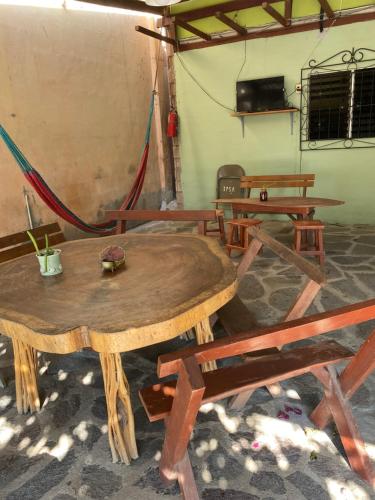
top-left (0, 4), bottom-right (173, 239)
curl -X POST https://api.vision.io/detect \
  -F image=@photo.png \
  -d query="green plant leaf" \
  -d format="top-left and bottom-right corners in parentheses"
top-left (26, 231), bottom-right (40, 256)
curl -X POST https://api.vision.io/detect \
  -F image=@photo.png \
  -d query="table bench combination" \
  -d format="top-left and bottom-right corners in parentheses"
top-left (1, 212), bottom-right (373, 500)
top-left (140, 299), bottom-right (375, 498)
top-left (0, 230), bottom-right (236, 464)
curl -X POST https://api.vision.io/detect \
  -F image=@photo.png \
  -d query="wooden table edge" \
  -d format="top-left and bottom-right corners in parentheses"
top-left (0, 280), bottom-right (238, 354)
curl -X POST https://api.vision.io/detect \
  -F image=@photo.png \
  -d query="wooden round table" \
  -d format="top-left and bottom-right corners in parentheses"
top-left (214, 196), bottom-right (345, 220)
top-left (0, 233), bottom-right (237, 464)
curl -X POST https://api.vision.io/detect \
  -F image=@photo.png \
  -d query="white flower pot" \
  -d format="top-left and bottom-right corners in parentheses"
top-left (36, 249), bottom-right (63, 276)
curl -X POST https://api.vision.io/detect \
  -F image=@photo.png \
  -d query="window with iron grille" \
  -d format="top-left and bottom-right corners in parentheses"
top-left (300, 48), bottom-right (375, 150)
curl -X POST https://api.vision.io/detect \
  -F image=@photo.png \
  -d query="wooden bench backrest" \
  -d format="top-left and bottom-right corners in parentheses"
top-left (105, 209), bottom-right (223, 235)
top-left (0, 222), bottom-right (66, 264)
top-left (106, 209), bottom-right (219, 222)
top-left (240, 174), bottom-right (315, 196)
top-left (158, 299), bottom-right (375, 378)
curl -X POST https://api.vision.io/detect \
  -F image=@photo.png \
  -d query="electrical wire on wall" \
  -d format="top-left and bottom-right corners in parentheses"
top-left (175, 11), bottom-right (292, 112)
top-left (175, 52), bottom-right (234, 111)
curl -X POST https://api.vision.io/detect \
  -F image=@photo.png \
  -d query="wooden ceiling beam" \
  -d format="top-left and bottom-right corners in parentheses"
top-left (215, 11), bottom-right (247, 35)
top-left (285, 0), bottom-right (293, 24)
top-left (78, 0), bottom-right (163, 16)
top-left (178, 9), bottom-right (375, 52)
top-left (262, 2), bottom-right (288, 27)
top-left (317, 0), bottom-right (335, 19)
top-left (174, 18), bottom-right (212, 41)
top-left (135, 25), bottom-right (176, 46)
top-left (172, 0), bottom-right (280, 23)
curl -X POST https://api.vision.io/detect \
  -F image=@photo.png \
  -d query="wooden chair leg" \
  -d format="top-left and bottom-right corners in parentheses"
top-left (318, 229), bottom-right (325, 266)
top-left (217, 213), bottom-right (226, 244)
top-left (295, 229), bottom-right (302, 253)
top-left (226, 225), bottom-right (234, 256)
top-left (313, 366), bottom-right (375, 486)
top-left (244, 228), bottom-right (249, 250)
top-left (293, 227), bottom-right (298, 250)
top-left (197, 221), bottom-right (205, 235)
top-left (240, 226), bottom-right (245, 248)
top-left (159, 357), bottom-right (205, 496)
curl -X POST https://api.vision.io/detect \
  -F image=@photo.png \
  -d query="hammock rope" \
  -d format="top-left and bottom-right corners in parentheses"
top-left (0, 91), bottom-right (156, 235)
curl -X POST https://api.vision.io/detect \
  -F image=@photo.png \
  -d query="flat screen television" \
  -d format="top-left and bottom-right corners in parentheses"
top-left (236, 76), bottom-right (285, 113)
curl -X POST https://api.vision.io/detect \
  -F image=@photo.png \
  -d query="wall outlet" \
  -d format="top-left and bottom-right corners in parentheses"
top-left (295, 83), bottom-right (302, 93)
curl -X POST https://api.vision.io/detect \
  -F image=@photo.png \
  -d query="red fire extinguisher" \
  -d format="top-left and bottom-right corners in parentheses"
top-left (167, 108), bottom-right (178, 138)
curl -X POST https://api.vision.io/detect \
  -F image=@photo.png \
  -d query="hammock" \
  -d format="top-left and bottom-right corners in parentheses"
top-left (0, 93), bottom-right (155, 235)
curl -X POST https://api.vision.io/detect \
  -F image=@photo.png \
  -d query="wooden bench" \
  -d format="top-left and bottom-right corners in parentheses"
top-left (214, 226), bottom-right (325, 407)
top-left (0, 222), bottom-right (66, 264)
top-left (0, 222), bottom-right (65, 387)
top-left (105, 209), bottom-right (225, 242)
top-left (240, 174), bottom-right (315, 198)
top-left (140, 299), bottom-right (375, 497)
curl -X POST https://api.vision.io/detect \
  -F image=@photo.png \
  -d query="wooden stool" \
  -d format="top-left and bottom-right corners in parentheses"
top-left (293, 220), bottom-right (325, 266)
top-left (226, 218), bottom-right (262, 256)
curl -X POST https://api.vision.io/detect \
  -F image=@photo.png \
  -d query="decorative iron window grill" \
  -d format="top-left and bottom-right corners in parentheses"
top-left (300, 47), bottom-right (375, 150)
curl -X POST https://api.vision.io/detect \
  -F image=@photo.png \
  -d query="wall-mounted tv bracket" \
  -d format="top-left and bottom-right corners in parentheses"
top-left (231, 108), bottom-right (299, 138)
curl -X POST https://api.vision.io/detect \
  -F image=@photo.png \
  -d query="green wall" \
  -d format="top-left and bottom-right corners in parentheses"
top-left (175, 20), bottom-right (375, 224)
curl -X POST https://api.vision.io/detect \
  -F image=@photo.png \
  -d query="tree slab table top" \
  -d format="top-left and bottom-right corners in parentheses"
top-left (214, 196), bottom-right (345, 219)
top-left (0, 233), bottom-right (237, 464)
top-left (0, 233), bottom-right (237, 354)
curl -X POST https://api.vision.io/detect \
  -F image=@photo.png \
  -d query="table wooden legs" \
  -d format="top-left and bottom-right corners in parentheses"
top-left (99, 352), bottom-right (138, 464)
top-left (12, 338), bottom-right (40, 414)
top-left (194, 318), bottom-right (217, 372)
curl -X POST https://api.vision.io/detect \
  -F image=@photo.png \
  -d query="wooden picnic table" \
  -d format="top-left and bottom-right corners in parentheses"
top-left (213, 196), bottom-right (345, 220)
top-left (0, 233), bottom-right (237, 464)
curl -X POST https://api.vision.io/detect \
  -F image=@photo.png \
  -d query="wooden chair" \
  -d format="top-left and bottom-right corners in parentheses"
top-left (105, 209), bottom-right (225, 243)
top-left (293, 219), bottom-right (325, 266)
top-left (140, 299), bottom-right (375, 497)
top-left (240, 174), bottom-right (315, 198)
top-left (225, 218), bottom-right (262, 256)
top-left (0, 222), bottom-right (65, 386)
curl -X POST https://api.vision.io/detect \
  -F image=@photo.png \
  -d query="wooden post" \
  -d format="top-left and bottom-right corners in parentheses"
top-left (12, 337), bottom-right (40, 414)
top-left (194, 317), bottom-right (217, 372)
top-left (99, 352), bottom-right (138, 464)
top-left (160, 356), bottom-right (204, 499)
top-left (165, 21), bottom-right (184, 207)
top-left (147, 18), bottom-right (169, 207)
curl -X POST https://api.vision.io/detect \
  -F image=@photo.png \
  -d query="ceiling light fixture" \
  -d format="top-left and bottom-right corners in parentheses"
top-left (142, 0), bottom-right (181, 6)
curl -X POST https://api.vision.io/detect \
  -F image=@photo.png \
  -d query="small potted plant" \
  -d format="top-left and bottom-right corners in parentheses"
top-left (27, 231), bottom-right (63, 276)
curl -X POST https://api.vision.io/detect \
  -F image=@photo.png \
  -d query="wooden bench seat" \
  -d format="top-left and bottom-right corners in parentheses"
top-left (140, 339), bottom-right (353, 422)
top-left (105, 209), bottom-right (225, 242)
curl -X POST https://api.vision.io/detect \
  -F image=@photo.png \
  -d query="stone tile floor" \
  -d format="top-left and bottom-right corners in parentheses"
top-left (0, 221), bottom-right (374, 500)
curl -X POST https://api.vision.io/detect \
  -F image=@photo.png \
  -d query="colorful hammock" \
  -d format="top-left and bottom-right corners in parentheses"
top-left (0, 92), bottom-right (155, 235)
